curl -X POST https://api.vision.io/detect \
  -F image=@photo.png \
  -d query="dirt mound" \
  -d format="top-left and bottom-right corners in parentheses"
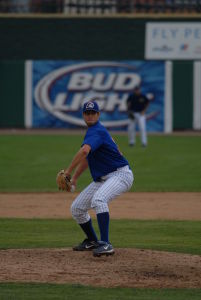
top-left (0, 192), bottom-right (201, 220)
top-left (1, 192), bottom-right (201, 288)
top-left (0, 248), bottom-right (201, 288)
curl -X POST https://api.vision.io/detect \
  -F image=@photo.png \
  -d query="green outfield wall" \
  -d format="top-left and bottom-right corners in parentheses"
top-left (0, 16), bottom-right (199, 129)
top-left (173, 61), bottom-right (193, 130)
top-left (0, 17), bottom-right (146, 60)
top-left (0, 61), bottom-right (24, 127)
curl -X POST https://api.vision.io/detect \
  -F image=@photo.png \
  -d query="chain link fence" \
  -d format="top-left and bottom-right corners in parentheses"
top-left (0, 0), bottom-right (201, 14)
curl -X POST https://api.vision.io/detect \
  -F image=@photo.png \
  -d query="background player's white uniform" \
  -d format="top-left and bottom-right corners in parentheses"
top-left (127, 86), bottom-right (150, 147)
top-left (128, 113), bottom-right (147, 146)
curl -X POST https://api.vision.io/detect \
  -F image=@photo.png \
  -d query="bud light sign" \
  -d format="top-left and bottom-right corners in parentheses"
top-left (30, 60), bottom-right (165, 130)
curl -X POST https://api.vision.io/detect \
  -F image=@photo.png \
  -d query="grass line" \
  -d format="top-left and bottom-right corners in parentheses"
top-left (0, 283), bottom-right (201, 300)
top-left (0, 135), bottom-right (201, 192)
top-left (0, 218), bottom-right (201, 255)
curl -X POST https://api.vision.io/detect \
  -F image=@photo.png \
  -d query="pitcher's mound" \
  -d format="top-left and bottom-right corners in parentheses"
top-left (0, 248), bottom-right (201, 288)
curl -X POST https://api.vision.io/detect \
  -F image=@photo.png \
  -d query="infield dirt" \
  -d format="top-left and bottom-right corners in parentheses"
top-left (0, 192), bottom-right (201, 288)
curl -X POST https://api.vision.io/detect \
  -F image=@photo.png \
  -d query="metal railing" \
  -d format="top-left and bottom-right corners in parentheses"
top-left (0, 0), bottom-right (201, 14)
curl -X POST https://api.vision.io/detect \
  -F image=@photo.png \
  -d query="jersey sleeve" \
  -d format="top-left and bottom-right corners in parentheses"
top-left (82, 129), bottom-right (103, 152)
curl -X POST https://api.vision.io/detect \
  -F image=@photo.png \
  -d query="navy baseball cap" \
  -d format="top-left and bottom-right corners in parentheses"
top-left (134, 85), bottom-right (141, 91)
top-left (83, 101), bottom-right (100, 113)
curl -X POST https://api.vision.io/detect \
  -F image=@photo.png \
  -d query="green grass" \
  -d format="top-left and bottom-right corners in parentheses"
top-left (0, 283), bottom-right (201, 300)
top-left (1, 134), bottom-right (201, 298)
top-left (0, 218), bottom-right (201, 255)
top-left (0, 134), bottom-right (201, 192)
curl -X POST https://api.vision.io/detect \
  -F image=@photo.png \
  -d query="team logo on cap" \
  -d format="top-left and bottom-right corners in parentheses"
top-left (86, 102), bottom-right (94, 109)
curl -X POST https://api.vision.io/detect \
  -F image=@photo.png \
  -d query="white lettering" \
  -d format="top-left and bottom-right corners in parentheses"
top-left (54, 93), bottom-right (83, 111)
top-left (114, 74), bottom-right (140, 91)
top-left (66, 93), bottom-right (83, 111)
top-left (54, 93), bottom-right (66, 109)
top-left (105, 93), bottom-right (128, 111)
top-left (53, 92), bottom-right (129, 112)
top-left (93, 73), bottom-right (116, 91)
top-left (68, 72), bottom-right (141, 92)
top-left (68, 73), bottom-right (93, 90)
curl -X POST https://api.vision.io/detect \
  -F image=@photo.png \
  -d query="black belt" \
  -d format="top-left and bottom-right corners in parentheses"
top-left (95, 165), bottom-right (130, 182)
top-left (96, 177), bottom-right (106, 183)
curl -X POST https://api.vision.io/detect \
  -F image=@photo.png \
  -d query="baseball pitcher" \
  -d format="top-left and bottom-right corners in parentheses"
top-left (57, 100), bottom-right (134, 257)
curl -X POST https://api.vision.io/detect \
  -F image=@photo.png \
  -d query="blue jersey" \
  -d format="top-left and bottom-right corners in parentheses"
top-left (82, 121), bottom-right (129, 181)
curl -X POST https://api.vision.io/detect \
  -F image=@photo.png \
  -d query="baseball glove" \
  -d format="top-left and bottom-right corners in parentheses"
top-left (128, 111), bottom-right (135, 120)
top-left (56, 170), bottom-right (72, 192)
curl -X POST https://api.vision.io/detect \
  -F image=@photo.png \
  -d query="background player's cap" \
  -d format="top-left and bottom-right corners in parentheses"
top-left (83, 101), bottom-right (100, 113)
top-left (134, 85), bottom-right (141, 91)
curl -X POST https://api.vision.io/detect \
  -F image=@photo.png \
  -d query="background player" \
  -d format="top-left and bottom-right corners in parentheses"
top-left (127, 85), bottom-right (150, 147)
top-left (64, 100), bottom-right (134, 257)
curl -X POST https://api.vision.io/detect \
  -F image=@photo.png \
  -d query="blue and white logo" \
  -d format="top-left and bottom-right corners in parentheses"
top-left (86, 102), bottom-right (95, 109)
top-left (33, 61), bottom-right (164, 130)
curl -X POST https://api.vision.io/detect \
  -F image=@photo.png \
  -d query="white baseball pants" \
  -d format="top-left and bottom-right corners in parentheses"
top-left (71, 165), bottom-right (134, 224)
top-left (128, 113), bottom-right (147, 146)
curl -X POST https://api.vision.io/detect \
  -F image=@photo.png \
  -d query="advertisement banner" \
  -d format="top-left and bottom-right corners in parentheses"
top-left (145, 22), bottom-right (201, 60)
top-left (26, 60), bottom-right (165, 131)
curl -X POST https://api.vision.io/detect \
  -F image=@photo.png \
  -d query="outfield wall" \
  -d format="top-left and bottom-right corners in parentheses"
top-left (0, 16), bottom-right (201, 130)
top-left (0, 61), bottom-right (24, 127)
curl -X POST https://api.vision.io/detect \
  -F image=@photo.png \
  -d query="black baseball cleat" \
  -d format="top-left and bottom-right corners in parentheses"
top-left (73, 239), bottom-right (99, 251)
top-left (93, 241), bottom-right (115, 257)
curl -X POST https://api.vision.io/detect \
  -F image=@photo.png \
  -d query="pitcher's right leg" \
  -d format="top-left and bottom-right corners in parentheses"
top-left (71, 181), bottom-right (101, 251)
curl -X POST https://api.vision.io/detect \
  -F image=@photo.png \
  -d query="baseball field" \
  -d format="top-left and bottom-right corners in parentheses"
top-left (0, 131), bottom-right (201, 299)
